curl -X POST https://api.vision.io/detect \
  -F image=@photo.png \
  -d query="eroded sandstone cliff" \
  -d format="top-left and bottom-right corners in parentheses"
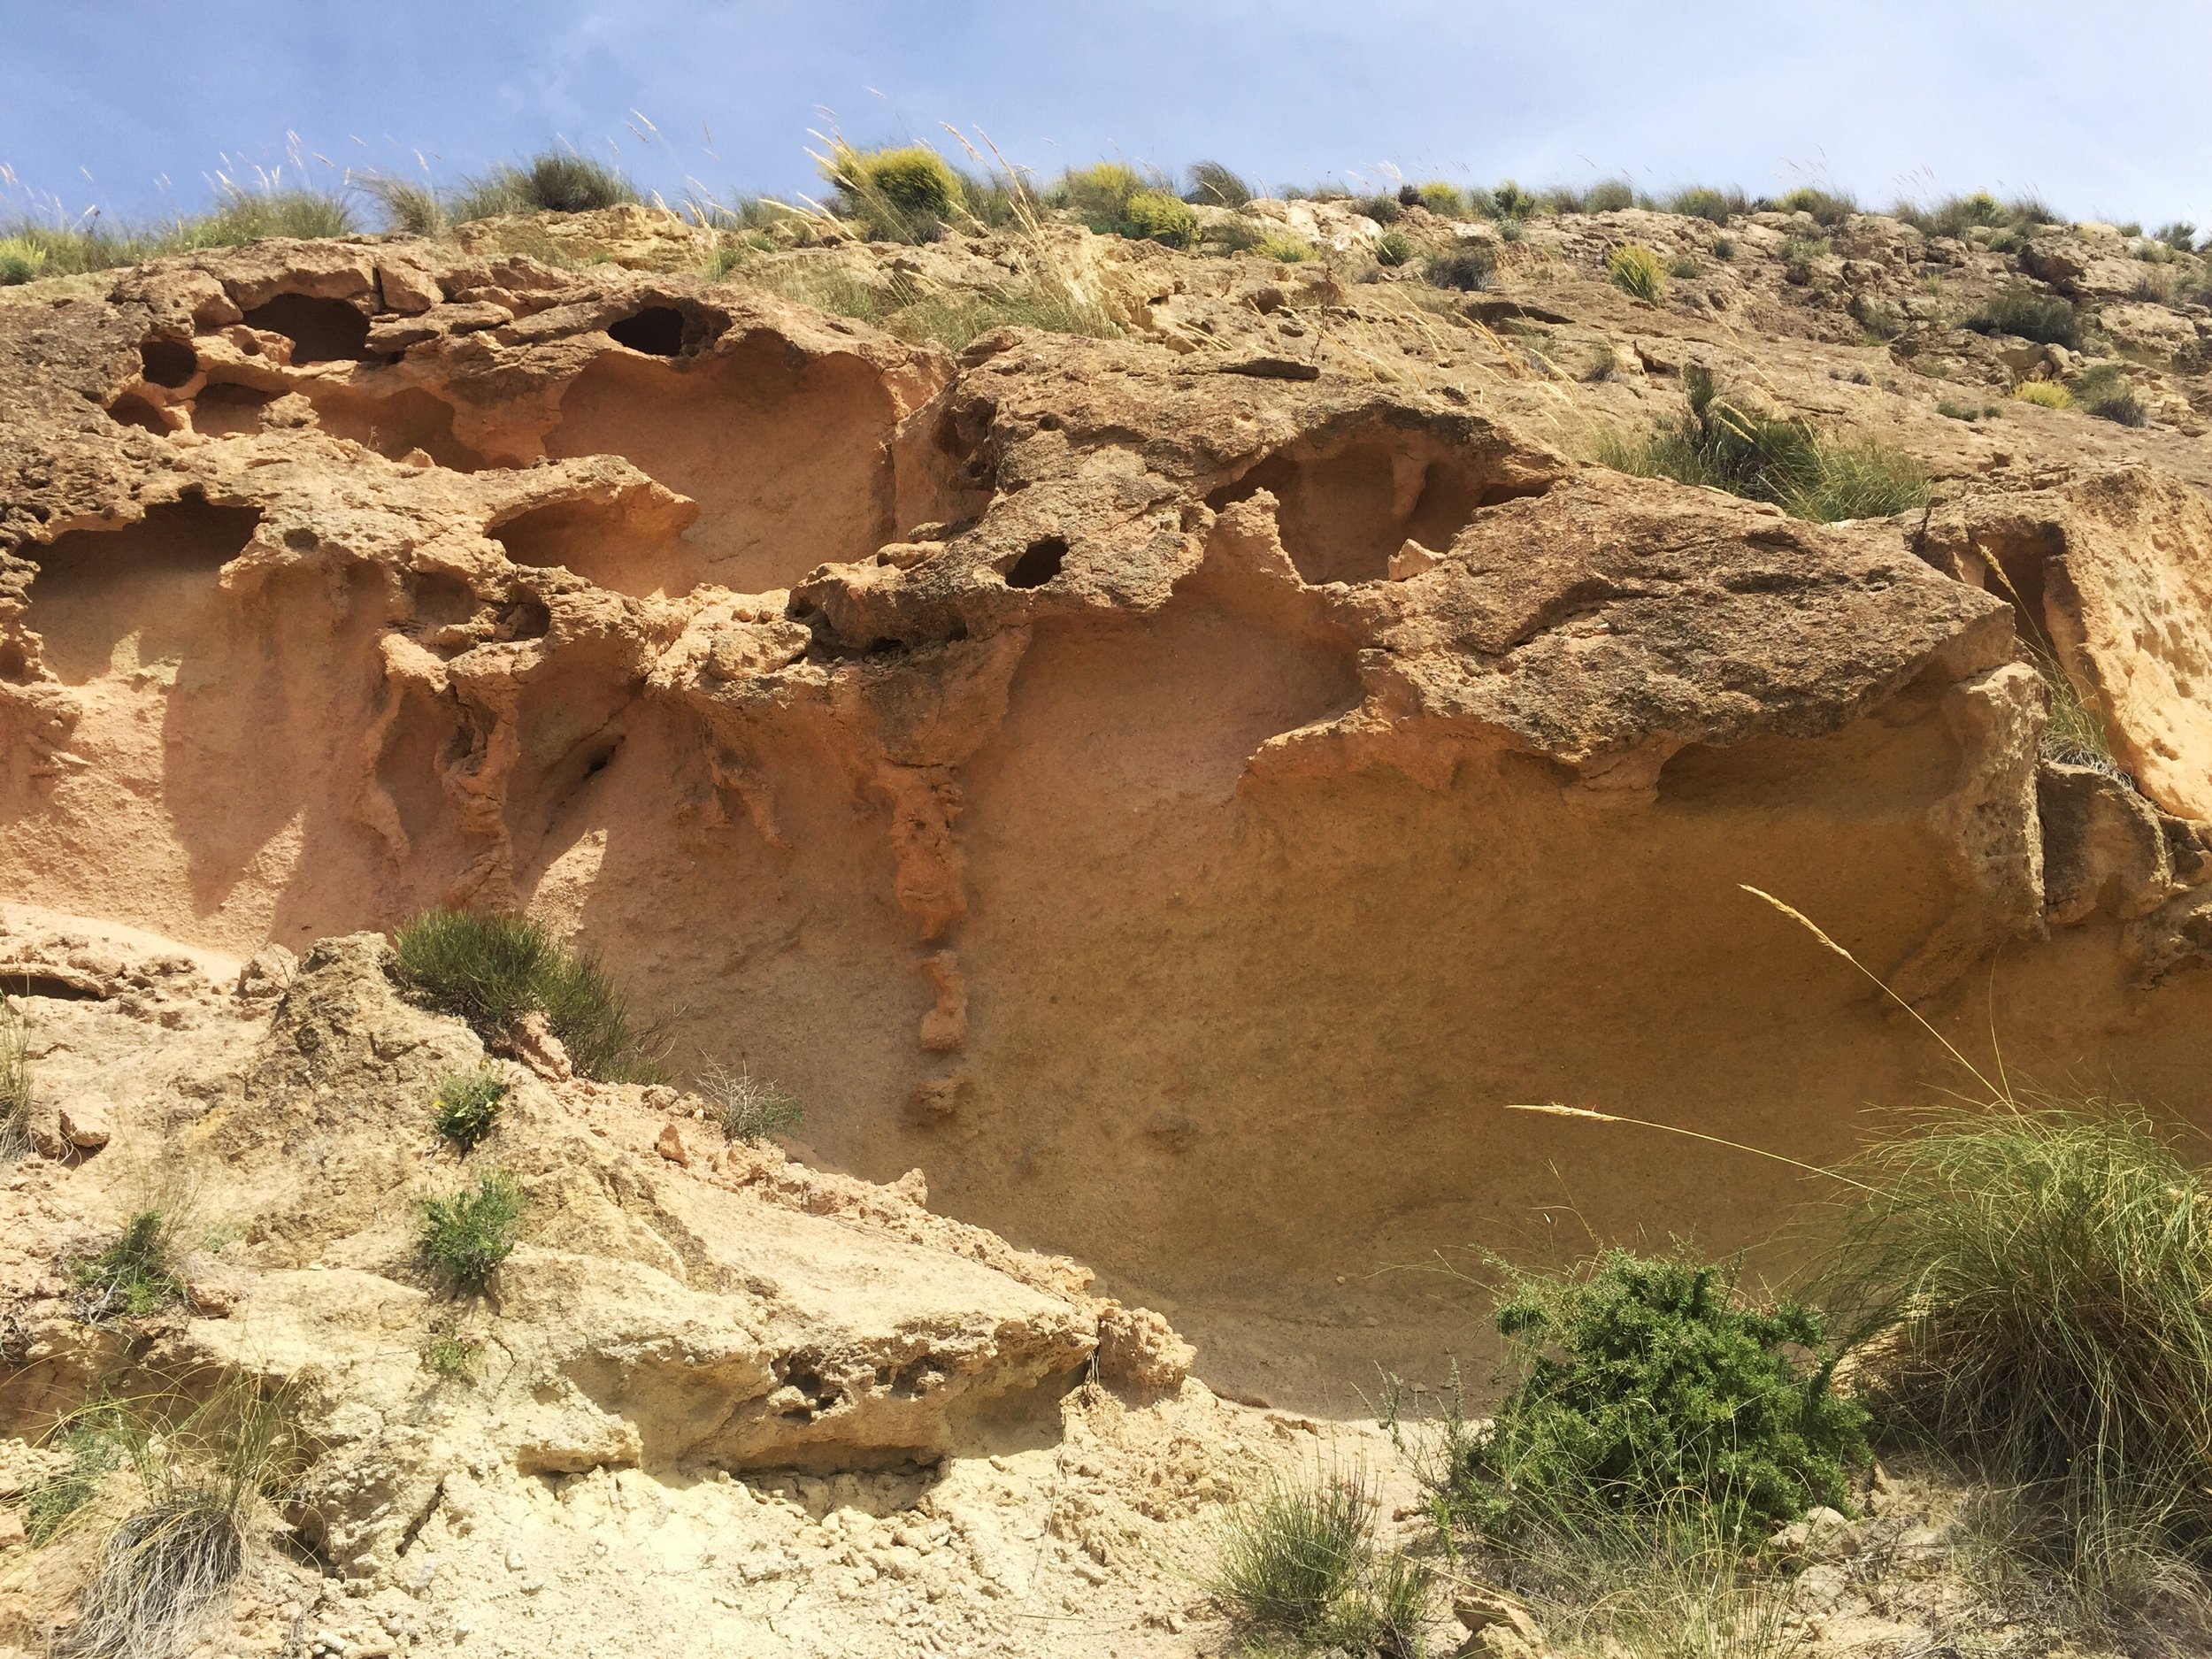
top-left (4, 222), bottom-right (2212, 1418)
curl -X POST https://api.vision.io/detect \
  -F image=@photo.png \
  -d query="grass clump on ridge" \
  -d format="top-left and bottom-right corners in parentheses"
top-left (1606, 242), bottom-right (1667, 303)
top-left (1209, 1465), bottom-right (1430, 1656)
top-left (1185, 160), bottom-right (1255, 210)
top-left (419, 1170), bottom-right (526, 1293)
top-left (1057, 162), bottom-right (1198, 249)
top-left (50, 1379), bottom-right (302, 1659)
top-left (1594, 366), bottom-right (1931, 522)
top-left (448, 150), bottom-right (638, 221)
top-left (1, 187), bottom-right (357, 280)
top-left (1964, 284), bottom-right (2080, 348)
top-left (393, 909), bottom-right (657, 1082)
top-left (821, 142), bottom-right (964, 242)
top-left (430, 1064), bottom-right (511, 1151)
top-left (2011, 379), bottom-right (2074, 409)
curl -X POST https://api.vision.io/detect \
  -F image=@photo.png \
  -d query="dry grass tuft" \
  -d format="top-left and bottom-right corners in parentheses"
top-left (1, 993), bottom-right (30, 1159)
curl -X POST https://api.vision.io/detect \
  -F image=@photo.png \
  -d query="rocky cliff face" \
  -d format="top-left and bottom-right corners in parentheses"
top-left (4, 215), bottom-right (2212, 1426)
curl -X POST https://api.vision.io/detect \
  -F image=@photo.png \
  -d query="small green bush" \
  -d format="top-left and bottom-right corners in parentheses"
top-left (1414, 180), bottom-right (1467, 219)
top-left (393, 910), bottom-right (655, 1082)
top-left (419, 1171), bottom-right (525, 1293)
top-left (2012, 379), bottom-right (2074, 409)
top-left (1256, 232), bottom-right (1313, 264)
top-left (73, 1210), bottom-right (187, 1319)
top-left (1185, 160), bottom-right (1254, 210)
top-left (1122, 188), bottom-right (1197, 249)
top-left (1667, 254), bottom-right (1701, 279)
top-left (1710, 235), bottom-right (1736, 261)
top-left (1372, 228), bottom-right (1417, 268)
top-left (1937, 399), bottom-right (2003, 421)
top-left (1489, 180), bottom-right (1538, 220)
top-left (1965, 285), bottom-right (2081, 348)
top-left (430, 1065), bottom-right (509, 1151)
top-left (822, 143), bottom-right (963, 242)
top-left (1210, 1466), bottom-right (1429, 1654)
top-left (2075, 361), bottom-right (2147, 426)
top-left (1606, 242), bottom-right (1667, 303)
top-left (355, 173), bottom-right (445, 236)
top-left (1356, 193), bottom-right (1402, 226)
top-left (2154, 220), bottom-right (2198, 252)
top-left (422, 1321), bottom-right (483, 1383)
top-left (0, 236), bottom-right (50, 285)
top-left (1584, 179), bottom-right (1636, 213)
top-left (1594, 367), bottom-right (1932, 523)
top-left (1431, 1248), bottom-right (1867, 1542)
top-left (451, 151), bottom-right (637, 220)
top-left (702, 1063), bottom-right (805, 1144)
top-left (1060, 162), bottom-right (1144, 226)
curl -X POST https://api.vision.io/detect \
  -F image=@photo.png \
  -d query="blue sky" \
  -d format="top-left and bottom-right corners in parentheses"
top-left (6, 2), bottom-right (2211, 231)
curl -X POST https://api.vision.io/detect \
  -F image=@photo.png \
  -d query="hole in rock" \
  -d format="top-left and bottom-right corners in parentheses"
top-left (106, 393), bottom-right (170, 434)
top-left (495, 598), bottom-right (551, 641)
top-left (607, 306), bottom-right (687, 357)
top-left (5, 974), bottom-right (106, 1002)
top-left (544, 334), bottom-right (899, 595)
top-left (1005, 535), bottom-right (1068, 589)
top-left (408, 570), bottom-right (480, 628)
top-left (140, 335), bottom-right (198, 388)
top-left (308, 386), bottom-right (488, 471)
top-left (1205, 423), bottom-right (1545, 585)
top-left (488, 498), bottom-right (699, 599)
top-left (242, 293), bottom-right (371, 364)
top-left (21, 496), bottom-right (262, 685)
top-left (190, 383), bottom-right (279, 438)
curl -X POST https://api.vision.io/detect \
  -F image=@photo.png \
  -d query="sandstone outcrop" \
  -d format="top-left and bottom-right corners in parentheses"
top-left (3, 215), bottom-right (2211, 1422)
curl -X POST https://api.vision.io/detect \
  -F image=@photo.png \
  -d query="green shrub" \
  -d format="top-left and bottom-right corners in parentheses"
top-left (1122, 188), bottom-right (1197, 249)
top-left (2012, 379), bottom-right (2073, 409)
top-left (1060, 162), bottom-right (1144, 225)
top-left (354, 173), bottom-right (445, 236)
top-left (422, 1320), bottom-right (483, 1382)
top-left (1710, 235), bottom-right (1735, 261)
top-left (1965, 285), bottom-right (2081, 347)
top-left (1937, 398), bottom-right (2002, 421)
top-left (1372, 228), bottom-right (1417, 268)
top-left (430, 1064), bottom-right (509, 1151)
top-left (1606, 242), bottom-right (1667, 303)
top-left (0, 235), bottom-right (50, 285)
top-left (1594, 367), bottom-right (1932, 522)
top-left (419, 1171), bottom-right (525, 1293)
top-left (2154, 220), bottom-right (2198, 252)
top-left (393, 910), bottom-right (655, 1081)
top-left (1, 996), bottom-right (29, 1159)
top-left (818, 143), bottom-right (963, 242)
top-left (1357, 193), bottom-right (1402, 226)
top-left (1489, 179), bottom-right (1537, 220)
top-left (1210, 1466), bottom-right (1429, 1654)
top-left (1414, 180), bottom-right (1467, 219)
top-left (1427, 1248), bottom-right (1866, 1543)
top-left (1185, 160), bottom-right (1254, 210)
top-left (1824, 1107), bottom-right (2212, 1574)
top-left (1669, 186), bottom-right (1744, 226)
top-left (1668, 254), bottom-right (1701, 279)
top-left (702, 1063), bottom-right (804, 1144)
top-left (1425, 242), bottom-right (1497, 291)
top-left (73, 1210), bottom-right (187, 1319)
top-left (450, 150), bottom-right (636, 220)
top-left (1584, 179), bottom-right (1636, 213)
top-left (2075, 361), bottom-right (2147, 426)
top-left (1256, 232), bottom-right (1313, 263)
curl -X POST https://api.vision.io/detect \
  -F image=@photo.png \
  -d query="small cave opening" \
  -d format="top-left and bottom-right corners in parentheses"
top-left (106, 393), bottom-right (171, 434)
top-left (242, 293), bottom-right (372, 364)
top-left (189, 383), bottom-right (280, 438)
top-left (140, 335), bottom-right (199, 388)
top-left (1005, 535), bottom-right (1068, 589)
top-left (6, 973), bottom-right (107, 1002)
top-left (607, 306), bottom-right (688, 357)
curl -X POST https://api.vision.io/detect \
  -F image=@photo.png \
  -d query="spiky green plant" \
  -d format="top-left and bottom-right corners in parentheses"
top-left (1210, 1465), bottom-right (1429, 1654)
top-left (419, 1170), bottom-right (526, 1293)
top-left (450, 150), bottom-right (637, 221)
top-left (1185, 160), bottom-right (1255, 210)
top-left (430, 1064), bottom-right (510, 1151)
top-left (73, 1210), bottom-right (187, 1318)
